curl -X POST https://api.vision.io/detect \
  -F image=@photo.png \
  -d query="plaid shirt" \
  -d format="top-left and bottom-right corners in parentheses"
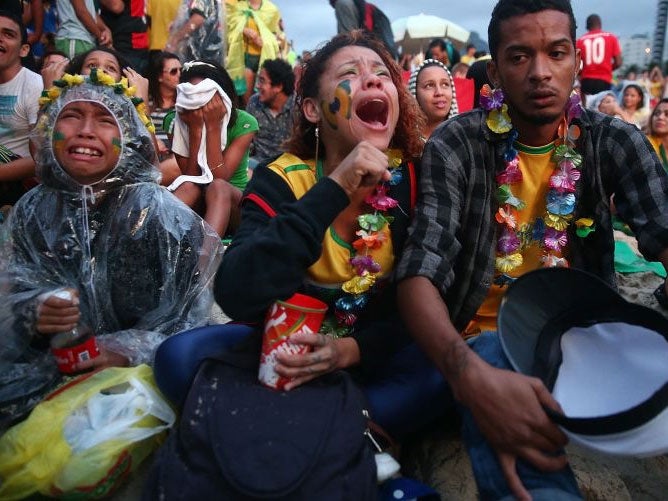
top-left (396, 108), bottom-right (668, 331)
top-left (246, 93), bottom-right (296, 165)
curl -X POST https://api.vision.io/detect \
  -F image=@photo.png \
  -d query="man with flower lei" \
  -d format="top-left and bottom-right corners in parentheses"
top-left (397, 0), bottom-right (668, 499)
top-left (0, 69), bottom-right (222, 423)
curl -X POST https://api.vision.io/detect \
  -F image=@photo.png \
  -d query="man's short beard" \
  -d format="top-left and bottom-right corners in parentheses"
top-left (514, 107), bottom-right (564, 126)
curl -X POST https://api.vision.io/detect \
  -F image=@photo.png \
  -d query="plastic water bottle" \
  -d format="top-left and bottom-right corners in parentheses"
top-left (49, 290), bottom-right (100, 374)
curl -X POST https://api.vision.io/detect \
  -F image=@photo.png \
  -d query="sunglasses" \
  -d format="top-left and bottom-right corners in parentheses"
top-left (164, 67), bottom-right (181, 76)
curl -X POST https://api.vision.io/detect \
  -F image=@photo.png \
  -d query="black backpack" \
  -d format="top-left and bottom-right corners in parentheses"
top-left (143, 336), bottom-right (377, 500)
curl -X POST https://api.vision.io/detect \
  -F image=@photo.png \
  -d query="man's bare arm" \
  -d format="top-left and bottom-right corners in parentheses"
top-left (397, 276), bottom-right (569, 500)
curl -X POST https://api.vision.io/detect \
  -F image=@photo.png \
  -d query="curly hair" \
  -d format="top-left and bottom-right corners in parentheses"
top-left (283, 30), bottom-right (423, 161)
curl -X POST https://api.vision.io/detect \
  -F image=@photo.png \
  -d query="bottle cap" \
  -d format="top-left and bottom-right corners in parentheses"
top-left (53, 290), bottom-right (72, 300)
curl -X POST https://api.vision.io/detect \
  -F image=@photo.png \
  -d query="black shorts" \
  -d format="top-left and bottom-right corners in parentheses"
top-left (581, 78), bottom-right (612, 95)
top-left (244, 53), bottom-right (260, 72)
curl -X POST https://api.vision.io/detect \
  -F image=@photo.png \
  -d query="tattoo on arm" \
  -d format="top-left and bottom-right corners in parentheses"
top-left (444, 339), bottom-right (470, 381)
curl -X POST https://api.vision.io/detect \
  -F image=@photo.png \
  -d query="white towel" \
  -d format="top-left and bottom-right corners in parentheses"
top-left (168, 78), bottom-right (233, 192)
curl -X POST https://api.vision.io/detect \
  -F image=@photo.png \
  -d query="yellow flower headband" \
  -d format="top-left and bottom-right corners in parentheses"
top-left (38, 69), bottom-right (156, 134)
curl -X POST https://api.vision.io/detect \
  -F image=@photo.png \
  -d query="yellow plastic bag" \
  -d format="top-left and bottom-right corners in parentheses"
top-left (0, 364), bottom-right (175, 500)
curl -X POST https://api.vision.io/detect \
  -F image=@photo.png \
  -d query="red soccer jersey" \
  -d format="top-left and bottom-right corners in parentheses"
top-left (576, 29), bottom-right (622, 84)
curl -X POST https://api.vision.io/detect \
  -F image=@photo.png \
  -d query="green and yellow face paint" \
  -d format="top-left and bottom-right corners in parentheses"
top-left (52, 130), bottom-right (66, 153)
top-left (112, 137), bottom-right (122, 155)
top-left (320, 80), bottom-right (352, 130)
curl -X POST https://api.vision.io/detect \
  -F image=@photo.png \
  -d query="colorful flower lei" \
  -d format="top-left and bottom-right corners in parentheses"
top-left (331, 150), bottom-right (403, 334)
top-left (479, 84), bottom-right (595, 283)
top-left (38, 69), bottom-right (155, 134)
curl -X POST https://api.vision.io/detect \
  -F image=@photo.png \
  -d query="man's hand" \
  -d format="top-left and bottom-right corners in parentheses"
top-left (456, 356), bottom-right (569, 501)
top-left (328, 141), bottom-right (391, 198)
top-left (98, 26), bottom-right (112, 47)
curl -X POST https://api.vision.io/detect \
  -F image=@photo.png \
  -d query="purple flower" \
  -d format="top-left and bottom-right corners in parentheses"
top-left (480, 85), bottom-right (505, 111)
top-left (497, 227), bottom-right (520, 254)
top-left (350, 255), bottom-right (381, 275)
top-left (544, 227), bottom-right (568, 251)
top-left (566, 93), bottom-right (582, 122)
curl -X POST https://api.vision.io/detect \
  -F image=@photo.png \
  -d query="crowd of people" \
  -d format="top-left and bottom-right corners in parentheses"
top-left (1, 0), bottom-right (668, 499)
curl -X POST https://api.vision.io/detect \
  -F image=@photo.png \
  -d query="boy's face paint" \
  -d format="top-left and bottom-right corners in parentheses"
top-left (52, 130), bottom-right (66, 152)
top-left (53, 101), bottom-right (122, 185)
top-left (111, 137), bottom-right (122, 154)
top-left (320, 80), bottom-right (352, 130)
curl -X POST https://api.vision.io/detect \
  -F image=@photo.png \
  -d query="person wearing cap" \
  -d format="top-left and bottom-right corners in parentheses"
top-left (396, 0), bottom-right (668, 499)
top-left (408, 59), bottom-right (459, 141)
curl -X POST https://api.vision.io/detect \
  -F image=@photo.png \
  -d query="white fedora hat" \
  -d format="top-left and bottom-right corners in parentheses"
top-left (498, 267), bottom-right (668, 457)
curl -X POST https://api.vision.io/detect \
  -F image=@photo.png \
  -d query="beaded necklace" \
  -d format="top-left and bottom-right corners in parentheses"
top-left (479, 84), bottom-right (594, 284)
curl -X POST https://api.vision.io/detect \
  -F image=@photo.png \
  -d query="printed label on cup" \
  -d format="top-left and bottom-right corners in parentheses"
top-left (51, 337), bottom-right (100, 374)
top-left (259, 293), bottom-right (328, 390)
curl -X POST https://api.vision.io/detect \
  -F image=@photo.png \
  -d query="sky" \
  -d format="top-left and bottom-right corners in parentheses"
top-left (278, 1), bottom-right (660, 55)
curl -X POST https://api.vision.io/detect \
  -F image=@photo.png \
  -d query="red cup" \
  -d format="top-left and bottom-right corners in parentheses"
top-left (259, 293), bottom-right (328, 390)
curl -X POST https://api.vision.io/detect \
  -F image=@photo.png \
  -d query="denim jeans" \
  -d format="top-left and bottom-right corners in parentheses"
top-left (364, 331), bottom-right (582, 501)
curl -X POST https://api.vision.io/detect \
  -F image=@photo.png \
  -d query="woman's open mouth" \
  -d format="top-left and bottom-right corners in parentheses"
top-left (355, 98), bottom-right (389, 128)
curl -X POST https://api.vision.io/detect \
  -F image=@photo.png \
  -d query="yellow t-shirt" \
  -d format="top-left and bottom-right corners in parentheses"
top-left (147, 0), bottom-right (180, 51)
top-left (648, 135), bottom-right (668, 172)
top-left (267, 154), bottom-right (394, 299)
top-left (245, 16), bottom-right (262, 56)
top-left (466, 142), bottom-right (558, 335)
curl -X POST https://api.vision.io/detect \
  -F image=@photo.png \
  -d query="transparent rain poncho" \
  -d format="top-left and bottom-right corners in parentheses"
top-left (0, 73), bottom-right (223, 421)
top-left (168, 0), bottom-right (226, 66)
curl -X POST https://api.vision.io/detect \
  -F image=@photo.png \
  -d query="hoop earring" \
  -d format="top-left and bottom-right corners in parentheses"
top-left (314, 126), bottom-right (320, 165)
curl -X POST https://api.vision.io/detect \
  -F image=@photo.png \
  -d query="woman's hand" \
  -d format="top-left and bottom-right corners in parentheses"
top-left (275, 333), bottom-right (360, 390)
top-left (123, 67), bottom-right (149, 104)
top-left (36, 288), bottom-right (80, 335)
top-left (328, 141), bottom-right (392, 198)
top-left (203, 93), bottom-right (227, 129)
top-left (179, 107), bottom-right (204, 131)
top-left (74, 347), bottom-right (129, 372)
